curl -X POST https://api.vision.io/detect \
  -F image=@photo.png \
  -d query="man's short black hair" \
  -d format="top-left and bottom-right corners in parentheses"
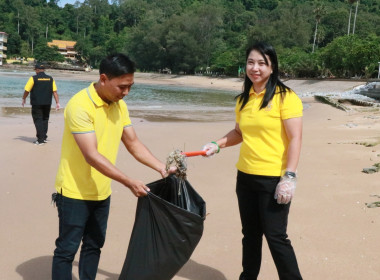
top-left (99, 53), bottom-right (136, 79)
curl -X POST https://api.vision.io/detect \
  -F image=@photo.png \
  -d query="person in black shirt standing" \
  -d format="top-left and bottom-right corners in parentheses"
top-left (22, 63), bottom-right (60, 145)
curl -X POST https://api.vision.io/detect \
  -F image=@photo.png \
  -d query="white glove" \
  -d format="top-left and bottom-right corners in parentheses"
top-left (202, 142), bottom-right (220, 157)
top-left (274, 175), bottom-right (297, 204)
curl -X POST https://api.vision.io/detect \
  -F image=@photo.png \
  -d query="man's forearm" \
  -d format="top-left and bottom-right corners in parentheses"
top-left (127, 141), bottom-right (165, 172)
top-left (22, 90), bottom-right (29, 100)
top-left (85, 150), bottom-right (133, 187)
top-left (53, 91), bottom-right (59, 104)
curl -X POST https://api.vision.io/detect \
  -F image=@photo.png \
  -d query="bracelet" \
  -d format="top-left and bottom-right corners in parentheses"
top-left (211, 141), bottom-right (220, 153)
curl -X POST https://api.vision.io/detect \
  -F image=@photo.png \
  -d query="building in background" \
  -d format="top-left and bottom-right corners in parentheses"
top-left (47, 40), bottom-right (77, 61)
top-left (0, 32), bottom-right (8, 66)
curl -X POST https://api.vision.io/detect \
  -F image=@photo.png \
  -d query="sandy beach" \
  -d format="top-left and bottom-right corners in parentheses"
top-left (0, 71), bottom-right (379, 279)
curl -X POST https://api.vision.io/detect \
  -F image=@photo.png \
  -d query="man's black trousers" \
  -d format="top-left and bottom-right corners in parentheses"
top-left (31, 105), bottom-right (51, 142)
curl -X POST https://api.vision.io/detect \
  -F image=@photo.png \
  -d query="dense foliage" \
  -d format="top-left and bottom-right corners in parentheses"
top-left (0, 0), bottom-right (380, 78)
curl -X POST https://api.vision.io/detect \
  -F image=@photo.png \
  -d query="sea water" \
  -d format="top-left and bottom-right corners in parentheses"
top-left (0, 69), bottom-right (238, 121)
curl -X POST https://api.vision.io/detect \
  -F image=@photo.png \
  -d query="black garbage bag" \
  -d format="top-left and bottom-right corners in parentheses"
top-left (119, 175), bottom-right (206, 280)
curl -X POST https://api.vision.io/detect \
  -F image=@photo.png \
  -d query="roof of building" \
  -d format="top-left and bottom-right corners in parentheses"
top-left (47, 40), bottom-right (76, 49)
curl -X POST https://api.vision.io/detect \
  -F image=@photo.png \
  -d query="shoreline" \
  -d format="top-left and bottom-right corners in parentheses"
top-left (0, 65), bottom-right (368, 93)
top-left (0, 68), bottom-right (373, 121)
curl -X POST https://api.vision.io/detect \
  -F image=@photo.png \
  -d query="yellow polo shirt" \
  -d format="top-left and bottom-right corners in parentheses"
top-left (235, 86), bottom-right (303, 176)
top-left (24, 76), bottom-right (57, 92)
top-left (55, 83), bottom-right (132, 200)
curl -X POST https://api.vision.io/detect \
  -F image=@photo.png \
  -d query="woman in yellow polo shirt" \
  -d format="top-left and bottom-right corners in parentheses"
top-left (203, 42), bottom-right (303, 280)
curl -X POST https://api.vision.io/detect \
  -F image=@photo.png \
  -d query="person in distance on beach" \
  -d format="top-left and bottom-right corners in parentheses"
top-left (202, 42), bottom-right (303, 280)
top-left (22, 62), bottom-right (60, 145)
top-left (52, 53), bottom-right (175, 279)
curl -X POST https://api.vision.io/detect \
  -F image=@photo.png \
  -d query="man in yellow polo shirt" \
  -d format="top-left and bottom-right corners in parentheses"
top-left (52, 54), bottom-right (173, 280)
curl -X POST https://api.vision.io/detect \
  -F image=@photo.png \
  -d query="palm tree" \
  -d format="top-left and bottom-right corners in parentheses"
top-left (352, 0), bottom-right (359, 34)
top-left (11, 0), bottom-right (24, 35)
top-left (312, 1), bottom-right (326, 53)
top-left (347, 0), bottom-right (359, 35)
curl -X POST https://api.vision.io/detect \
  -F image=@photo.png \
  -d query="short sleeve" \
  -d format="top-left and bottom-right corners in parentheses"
top-left (24, 77), bottom-right (34, 92)
top-left (65, 100), bottom-right (94, 134)
top-left (235, 99), bottom-right (241, 123)
top-left (53, 80), bottom-right (57, 92)
top-left (120, 100), bottom-right (132, 127)
top-left (280, 91), bottom-right (303, 120)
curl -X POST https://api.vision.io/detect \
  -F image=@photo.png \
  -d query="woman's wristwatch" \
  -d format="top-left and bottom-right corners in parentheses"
top-left (284, 171), bottom-right (297, 179)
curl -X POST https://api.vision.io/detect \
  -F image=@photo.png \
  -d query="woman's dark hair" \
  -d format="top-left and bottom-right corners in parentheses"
top-left (99, 53), bottom-right (136, 80)
top-left (236, 42), bottom-right (289, 110)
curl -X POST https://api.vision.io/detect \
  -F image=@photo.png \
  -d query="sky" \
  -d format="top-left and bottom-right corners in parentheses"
top-left (57, 0), bottom-right (83, 7)
top-left (57, 0), bottom-right (111, 7)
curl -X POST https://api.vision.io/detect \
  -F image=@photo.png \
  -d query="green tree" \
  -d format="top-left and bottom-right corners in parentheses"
top-left (279, 48), bottom-right (320, 78)
top-left (211, 48), bottom-right (242, 76)
top-left (145, 0), bottom-right (186, 18)
top-left (113, 0), bottom-right (148, 30)
top-left (106, 31), bottom-right (128, 54)
top-left (320, 35), bottom-right (380, 78)
top-left (162, 1), bottom-right (225, 73)
top-left (10, 0), bottom-right (25, 35)
top-left (20, 41), bottom-right (31, 60)
top-left (352, 0), bottom-right (360, 34)
top-left (273, 2), bottom-right (312, 49)
top-left (165, 24), bottom-right (200, 73)
top-left (247, 2), bottom-right (312, 49)
top-left (34, 40), bottom-right (65, 62)
top-left (312, 1), bottom-right (326, 52)
top-left (74, 37), bottom-right (92, 64)
top-left (6, 33), bottom-right (22, 56)
top-left (23, 6), bottom-right (42, 55)
top-left (320, 8), bottom-right (347, 46)
top-left (0, 0), bottom-right (379, 78)
top-left (127, 9), bottom-right (167, 71)
top-left (86, 0), bottom-right (111, 18)
top-left (89, 45), bottom-right (106, 67)
top-left (91, 15), bottom-right (112, 45)
top-left (74, 2), bottom-right (93, 38)
top-left (242, 0), bottom-right (259, 11)
top-left (347, 0), bottom-right (360, 34)
top-left (39, 5), bottom-right (56, 39)
top-left (258, 0), bottom-right (278, 10)
top-left (187, 1), bottom-right (224, 67)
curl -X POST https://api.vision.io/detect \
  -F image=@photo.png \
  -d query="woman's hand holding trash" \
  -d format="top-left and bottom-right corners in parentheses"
top-left (202, 142), bottom-right (220, 157)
